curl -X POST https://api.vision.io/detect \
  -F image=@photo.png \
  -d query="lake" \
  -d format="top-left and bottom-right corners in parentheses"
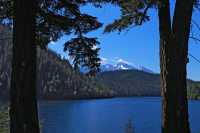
top-left (39, 97), bottom-right (200, 133)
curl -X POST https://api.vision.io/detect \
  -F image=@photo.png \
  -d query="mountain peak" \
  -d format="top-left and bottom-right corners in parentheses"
top-left (100, 58), bottom-right (154, 73)
top-left (114, 62), bottom-right (136, 70)
top-left (100, 61), bottom-right (136, 72)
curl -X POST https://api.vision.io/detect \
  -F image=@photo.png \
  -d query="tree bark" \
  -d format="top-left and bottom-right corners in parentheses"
top-left (10, 0), bottom-right (40, 133)
top-left (158, 1), bottom-right (178, 133)
top-left (172, 0), bottom-right (194, 132)
top-left (158, 0), bottom-right (194, 133)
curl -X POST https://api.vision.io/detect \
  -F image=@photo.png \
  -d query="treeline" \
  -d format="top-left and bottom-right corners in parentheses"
top-left (1, 28), bottom-right (200, 100)
top-left (97, 70), bottom-right (200, 99)
top-left (0, 0), bottom-right (199, 132)
top-left (187, 81), bottom-right (200, 100)
top-left (0, 27), bottom-right (112, 100)
top-left (97, 70), bottom-right (161, 97)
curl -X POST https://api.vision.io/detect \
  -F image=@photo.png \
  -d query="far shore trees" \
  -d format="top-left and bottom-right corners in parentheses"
top-left (0, 0), bottom-right (199, 133)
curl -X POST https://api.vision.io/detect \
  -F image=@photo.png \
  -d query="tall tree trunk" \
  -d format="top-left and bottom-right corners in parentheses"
top-left (10, 0), bottom-right (40, 133)
top-left (172, 0), bottom-right (194, 132)
top-left (159, 0), bottom-right (194, 133)
top-left (158, 1), bottom-right (179, 133)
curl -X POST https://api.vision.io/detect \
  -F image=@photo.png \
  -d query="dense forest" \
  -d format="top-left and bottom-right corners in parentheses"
top-left (1, 26), bottom-right (200, 101)
top-left (97, 70), bottom-right (200, 99)
top-left (0, 26), bottom-right (112, 100)
top-left (97, 70), bottom-right (161, 97)
top-left (0, 0), bottom-right (199, 132)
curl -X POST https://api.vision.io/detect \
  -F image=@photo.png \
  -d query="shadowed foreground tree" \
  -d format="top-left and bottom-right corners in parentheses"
top-left (0, 0), bottom-right (107, 73)
top-left (158, 0), bottom-right (194, 132)
top-left (10, 0), bottom-right (40, 133)
top-left (0, 0), bottom-right (107, 132)
top-left (104, 0), bottom-right (197, 132)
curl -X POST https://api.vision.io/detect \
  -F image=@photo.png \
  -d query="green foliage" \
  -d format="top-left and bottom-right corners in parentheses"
top-left (37, 48), bottom-right (112, 99)
top-left (104, 0), bottom-right (200, 33)
top-left (0, 106), bottom-right (44, 133)
top-left (97, 70), bottom-right (161, 96)
top-left (0, 33), bottom-right (111, 100)
top-left (187, 82), bottom-right (200, 100)
top-left (104, 0), bottom-right (157, 33)
top-left (0, 107), bottom-right (9, 133)
top-left (97, 70), bottom-right (200, 98)
top-left (0, 0), bottom-right (104, 75)
top-left (64, 36), bottom-right (101, 75)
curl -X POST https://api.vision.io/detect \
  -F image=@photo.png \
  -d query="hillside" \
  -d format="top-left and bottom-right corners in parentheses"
top-left (0, 26), bottom-right (199, 100)
top-left (0, 26), bottom-right (112, 100)
top-left (97, 70), bottom-right (200, 99)
top-left (97, 70), bottom-right (161, 97)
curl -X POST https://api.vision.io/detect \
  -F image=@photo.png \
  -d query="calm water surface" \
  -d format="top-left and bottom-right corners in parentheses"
top-left (39, 97), bottom-right (200, 133)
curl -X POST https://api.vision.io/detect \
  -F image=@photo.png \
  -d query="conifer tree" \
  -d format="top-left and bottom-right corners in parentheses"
top-left (0, 0), bottom-right (105, 132)
top-left (104, 0), bottom-right (197, 132)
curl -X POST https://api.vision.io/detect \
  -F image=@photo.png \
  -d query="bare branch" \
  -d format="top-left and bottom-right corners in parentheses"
top-left (190, 36), bottom-right (200, 43)
top-left (189, 53), bottom-right (200, 64)
top-left (192, 20), bottom-right (200, 32)
top-left (138, 4), bottom-right (151, 25)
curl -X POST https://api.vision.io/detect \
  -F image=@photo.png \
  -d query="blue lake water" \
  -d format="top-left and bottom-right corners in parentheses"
top-left (39, 97), bottom-right (200, 133)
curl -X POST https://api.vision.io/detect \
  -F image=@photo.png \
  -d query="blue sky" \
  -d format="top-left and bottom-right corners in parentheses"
top-left (48, 3), bottom-right (200, 81)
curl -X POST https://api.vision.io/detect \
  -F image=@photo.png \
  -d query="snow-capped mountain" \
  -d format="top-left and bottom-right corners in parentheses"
top-left (80, 57), bottom-right (154, 74)
top-left (100, 63), bottom-right (154, 73)
top-left (114, 62), bottom-right (136, 70)
top-left (100, 62), bottom-right (135, 72)
top-left (100, 59), bottom-right (154, 73)
top-left (100, 59), bottom-right (137, 72)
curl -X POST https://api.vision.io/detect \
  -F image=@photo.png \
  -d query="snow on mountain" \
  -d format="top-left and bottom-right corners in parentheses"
top-left (139, 66), bottom-right (154, 73)
top-left (79, 57), bottom-right (154, 74)
top-left (100, 63), bottom-right (135, 72)
top-left (100, 58), bottom-right (154, 73)
top-left (114, 62), bottom-right (136, 70)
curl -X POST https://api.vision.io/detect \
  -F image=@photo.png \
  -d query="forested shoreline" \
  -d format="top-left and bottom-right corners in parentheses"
top-left (0, 26), bottom-right (200, 101)
top-left (0, 28), bottom-right (200, 101)
top-left (0, 0), bottom-right (200, 132)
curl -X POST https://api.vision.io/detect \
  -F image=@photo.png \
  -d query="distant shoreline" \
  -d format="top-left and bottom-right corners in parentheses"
top-left (39, 95), bottom-right (200, 101)
top-left (1, 95), bottom-right (199, 103)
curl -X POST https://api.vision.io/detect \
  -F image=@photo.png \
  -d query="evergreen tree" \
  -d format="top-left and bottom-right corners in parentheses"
top-left (0, 0), bottom-right (104, 73)
top-left (10, 0), bottom-right (39, 132)
top-left (104, 0), bottom-right (198, 132)
top-left (0, 0), bottom-right (105, 132)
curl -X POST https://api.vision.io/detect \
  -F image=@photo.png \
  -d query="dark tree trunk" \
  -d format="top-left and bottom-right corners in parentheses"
top-left (158, 1), bottom-right (178, 133)
top-left (172, 0), bottom-right (194, 132)
top-left (10, 0), bottom-right (40, 133)
top-left (158, 0), bottom-right (194, 133)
